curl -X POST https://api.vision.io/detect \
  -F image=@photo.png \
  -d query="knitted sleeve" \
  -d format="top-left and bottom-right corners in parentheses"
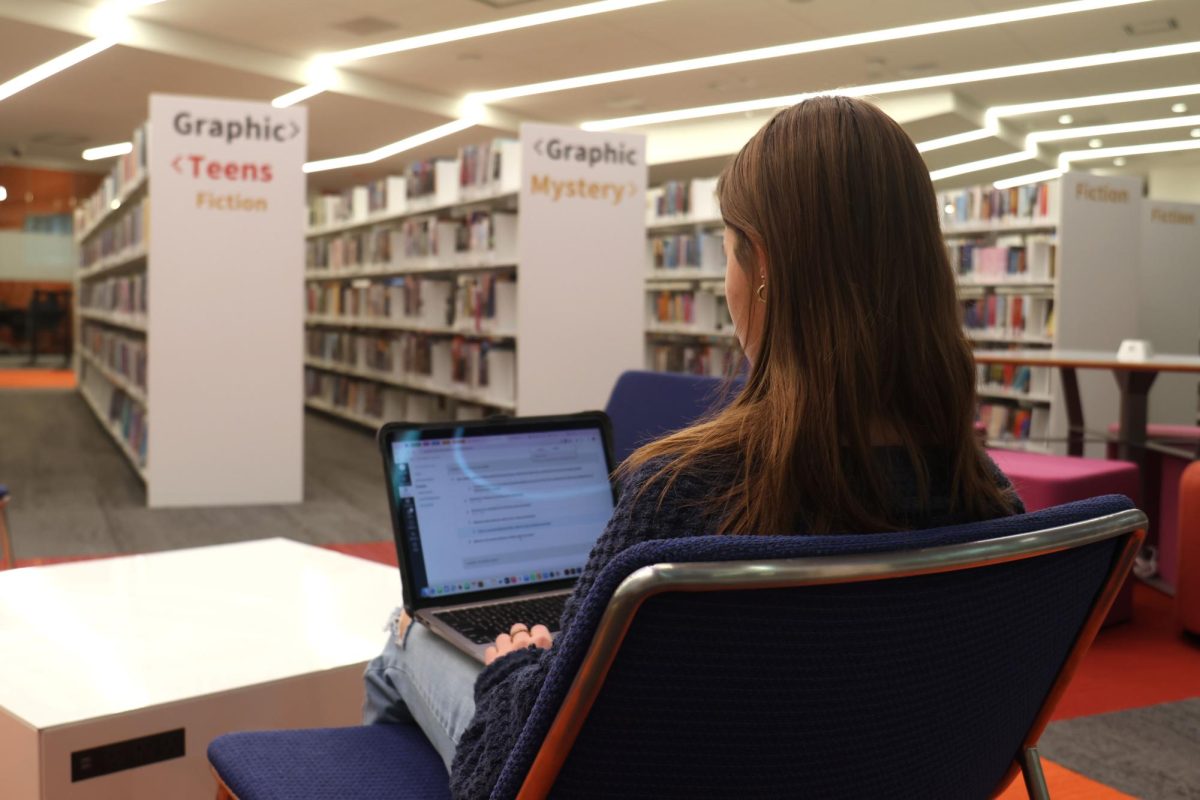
top-left (448, 458), bottom-right (717, 800)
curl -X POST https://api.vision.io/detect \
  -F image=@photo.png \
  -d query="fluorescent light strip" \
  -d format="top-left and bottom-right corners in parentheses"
top-left (987, 83), bottom-right (1200, 120)
top-left (0, 38), bottom-right (116, 104)
top-left (916, 128), bottom-right (994, 153)
top-left (273, 83), bottom-right (328, 109)
top-left (582, 40), bottom-right (1200, 131)
top-left (993, 169), bottom-right (1064, 189)
top-left (474, 0), bottom-right (1151, 104)
top-left (302, 118), bottom-right (478, 173)
top-left (1058, 138), bottom-right (1200, 168)
top-left (929, 150), bottom-right (1039, 182)
top-left (82, 141), bottom-right (133, 161)
top-left (1028, 114), bottom-right (1200, 143)
top-left (328, 0), bottom-right (664, 64)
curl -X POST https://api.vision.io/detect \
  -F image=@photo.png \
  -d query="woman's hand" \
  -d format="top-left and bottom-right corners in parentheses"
top-left (484, 622), bottom-right (553, 665)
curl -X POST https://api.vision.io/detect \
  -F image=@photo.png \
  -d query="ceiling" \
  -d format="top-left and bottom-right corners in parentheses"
top-left (1, 0), bottom-right (1198, 191)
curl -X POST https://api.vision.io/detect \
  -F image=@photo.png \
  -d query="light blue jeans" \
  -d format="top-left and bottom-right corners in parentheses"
top-left (362, 608), bottom-right (484, 771)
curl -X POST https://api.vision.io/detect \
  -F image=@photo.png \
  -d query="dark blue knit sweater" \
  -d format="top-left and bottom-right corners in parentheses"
top-left (447, 450), bottom-right (1022, 799)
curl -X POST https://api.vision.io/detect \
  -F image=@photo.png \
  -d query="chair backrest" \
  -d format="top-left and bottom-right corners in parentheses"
top-left (492, 495), bottom-right (1145, 800)
top-left (603, 371), bottom-right (732, 464)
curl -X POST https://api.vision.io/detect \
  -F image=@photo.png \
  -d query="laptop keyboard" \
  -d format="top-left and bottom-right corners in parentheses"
top-left (432, 594), bottom-right (568, 645)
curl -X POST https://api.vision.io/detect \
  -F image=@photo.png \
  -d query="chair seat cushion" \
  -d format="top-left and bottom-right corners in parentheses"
top-left (208, 725), bottom-right (450, 800)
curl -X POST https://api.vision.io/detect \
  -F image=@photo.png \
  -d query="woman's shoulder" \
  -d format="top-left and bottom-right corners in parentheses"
top-left (615, 453), bottom-right (736, 528)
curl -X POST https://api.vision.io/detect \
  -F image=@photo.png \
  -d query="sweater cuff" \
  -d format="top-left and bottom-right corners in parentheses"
top-left (474, 646), bottom-right (545, 699)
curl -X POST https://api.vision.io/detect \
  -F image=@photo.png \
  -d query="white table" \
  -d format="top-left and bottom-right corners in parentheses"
top-left (0, 538), bottom-right (402, 799)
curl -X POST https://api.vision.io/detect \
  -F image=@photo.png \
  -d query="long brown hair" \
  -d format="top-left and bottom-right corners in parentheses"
top-left (622, 96), bottom-right (1016, 534)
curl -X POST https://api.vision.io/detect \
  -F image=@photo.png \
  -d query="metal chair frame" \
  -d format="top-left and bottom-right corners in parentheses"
top-left (515, 509), bottom-right (1147, 800)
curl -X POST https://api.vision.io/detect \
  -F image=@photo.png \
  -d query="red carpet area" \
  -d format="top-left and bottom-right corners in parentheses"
top-left (0, 369), bottom-right (76, 390)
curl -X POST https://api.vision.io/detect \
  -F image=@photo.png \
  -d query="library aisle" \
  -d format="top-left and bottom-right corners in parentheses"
top-left (0, 389), bottom-right (390, 562)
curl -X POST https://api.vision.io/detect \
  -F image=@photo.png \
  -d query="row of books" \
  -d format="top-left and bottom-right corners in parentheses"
top-left (978, 402), bottom-right (1050, 444)
top-left (306, 212), bottom-right (518, 270)
top-left (940, 180), bottom-right (1058, 227)
top-left (75, 124), bottom-right (147, 237)
top-left (305, 276), bottom-right (516, 335)
top-left (79, 274), bottom-right (148, 318)
top-left (307, 139), bottom-right (521, 229)
top-left (647, 290), bottom-right (731, 331)
top-left (645, 341), bottom-right (742, 378)
top-left (82, 322), bottom-right (147, 392)
top-left (648, 177), bottom-right (719, 220)
top-left (648, 232), bottom-right (724, 271)
top-left (82, 369), bottom-right (148, 466)
top-left (977, 363), bottom-right (1051, 397)
top-left (82, 199), bottom-right (149, 269)
top-left (949, 237), bottom-right (1056, 282)
top-left (306, 330), bottom-right (517, 405)
top-left (962, 294), bottom-right (1054, 341)
top-left (304, 370), bottom-right (496, 422)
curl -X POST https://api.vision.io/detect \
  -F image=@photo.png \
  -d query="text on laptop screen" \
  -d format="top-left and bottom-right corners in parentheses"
top-left (390, 427), bottom-right (614, 599)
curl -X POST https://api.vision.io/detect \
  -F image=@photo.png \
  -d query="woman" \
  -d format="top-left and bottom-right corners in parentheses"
top-left (364, 95), bottom-right (1023, 799)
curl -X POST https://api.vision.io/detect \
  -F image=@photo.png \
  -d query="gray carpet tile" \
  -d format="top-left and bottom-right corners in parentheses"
top-left (1039, 698), bottom-right (1200, 800)
top-left (0, 389), bottom-right (394, 559)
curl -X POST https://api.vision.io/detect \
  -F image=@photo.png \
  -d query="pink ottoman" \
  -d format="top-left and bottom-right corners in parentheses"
top-left (988, 449), bottom-right (1141, 626)
top-left (1107, 424), bottom-right (1200, 590)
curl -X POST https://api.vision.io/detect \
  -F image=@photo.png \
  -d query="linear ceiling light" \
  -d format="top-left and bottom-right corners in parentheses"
top-left (472, 0), bottom-right (1150, 105)
top-left (993, 168), bottom-right (1064, 189)
top-left (272, 0), bottom-right (664, 108)
top-left (1058, 137), bottom-right (1200, 167)
top-left (82, 141), bottom-right (133, 161)
top-left (1028, 113), bottom-right (1200, 143)
top-left (303, 118), bottom-right (478, 173)
top-left (582, 40), bottom-right (1200, 131)
top-left (986, 82), bottom-right (1200, 121)
top-left (0, 38), bottom-right (116, 104)
top-left (916, 128), bottom-right (996, 153)
top-left (929, 150), bottom-right (1040, 182)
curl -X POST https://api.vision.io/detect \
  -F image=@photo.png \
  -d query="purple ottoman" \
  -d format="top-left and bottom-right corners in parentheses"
top-left (1107, 424), bottom-right (1200, 590)
top-left (988, 449), bottom-right (1141, 626)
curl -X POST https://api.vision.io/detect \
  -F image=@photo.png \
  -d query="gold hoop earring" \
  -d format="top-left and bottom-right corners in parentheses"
top-left (756, 283), bottom-right (766, 303)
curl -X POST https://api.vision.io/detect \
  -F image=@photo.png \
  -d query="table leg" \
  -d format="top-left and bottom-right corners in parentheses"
top-left (1060, 367), bottom-right (1085, 457)
top-left (1114, 370), bottom-right (1161, 551)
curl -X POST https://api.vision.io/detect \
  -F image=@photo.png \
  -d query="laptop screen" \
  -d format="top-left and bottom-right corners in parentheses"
top-left (383, 417), bottom-right (616, 603)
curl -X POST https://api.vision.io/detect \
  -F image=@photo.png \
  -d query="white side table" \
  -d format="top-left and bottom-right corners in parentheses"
top-left (0, 538), bottom-right (401, 799)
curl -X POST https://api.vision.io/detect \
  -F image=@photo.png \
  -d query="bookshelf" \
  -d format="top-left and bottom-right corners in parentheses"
top-left (940, 172), bottom-right (1143, 455)
top-left (303, 126), bottom-right (646, 427)
top-left (74, 125), bottom-right (150, 482)
top-left (643, 177), bottom-right (743, 377)
top-left (73, 94), bottom-right (307, 507)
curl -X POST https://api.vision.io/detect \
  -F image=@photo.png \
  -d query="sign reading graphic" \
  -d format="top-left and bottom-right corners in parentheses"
top-left (518, 123), bottom-right (646, 416)
top-left (147, 94), bottom-right (306, 507)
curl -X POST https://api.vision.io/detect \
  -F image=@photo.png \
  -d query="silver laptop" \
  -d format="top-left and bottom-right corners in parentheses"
top-left (377, 412), bottom-right (617, 662)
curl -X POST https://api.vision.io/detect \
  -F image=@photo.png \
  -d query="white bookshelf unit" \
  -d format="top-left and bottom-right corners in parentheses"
top-left (643, 177), bottom-right (742, 376)
top-left (940, 172), bottom-right (1143, 455)
top-left (73, 95), bottom-right (308, 507)
top-left (304, 125), bottom-right (646, 428)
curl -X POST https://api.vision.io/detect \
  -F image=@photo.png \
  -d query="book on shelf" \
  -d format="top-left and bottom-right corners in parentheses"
top-left (948, 234), bottom-right (1056, 283)
top-left (407, 158), bottom-right (460, 208)
top-left (306, 211), bottom-right (518, 273)
top-left (940, 180), bottom-right (1058, 228)
top-left (74, 125), bottom-right (147, 237)
top-left (648, 230), bottom-right (724, 271)
top-left (82, 197), bottom-right (149, 269)
top-left (305, 369), bottom-right (500, 423)
top-left (647, 288), bottom-right (730, 332)
top-left (81, 366), bottom-right (147, 466)
top-left (978, 401), bottom-right (1049, 444)
top-left (459, 138), bottom-right (520, 200)
top-left (81, 322), bottom-right (147, 392)
top-left (977, 362), bottom-right (1051, 398)
top-left (646, 340), bottom-right (741, 378)
top-left (79, 274), bottom-right (148, 319)
top-left (961, 293), bottom-right (1053, 341)
top-left (646, 177), bottom-right (719, 222)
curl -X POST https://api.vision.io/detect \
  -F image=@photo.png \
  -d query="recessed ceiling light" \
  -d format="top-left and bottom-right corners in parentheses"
top-left (1172, 102), bottom-right (1188, 113)
top-left (944, 203), bottom-right (955, 213)
top-left (1113, 156), bottom-right (1127, 165)
top-left (1088, 138), bottom-right (1104, 147)
top-left (0, 186), bottom-right (7, 202)
top-left (1058, 113), bottom-right (1074, 124)
top-left (1192, 128), bottom-right (1200, 137)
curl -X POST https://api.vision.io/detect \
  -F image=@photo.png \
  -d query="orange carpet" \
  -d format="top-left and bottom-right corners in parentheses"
top-left (0, 369), bottom-right (75, 389)
top-left (996, 760), bottom-right (1135, 799)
